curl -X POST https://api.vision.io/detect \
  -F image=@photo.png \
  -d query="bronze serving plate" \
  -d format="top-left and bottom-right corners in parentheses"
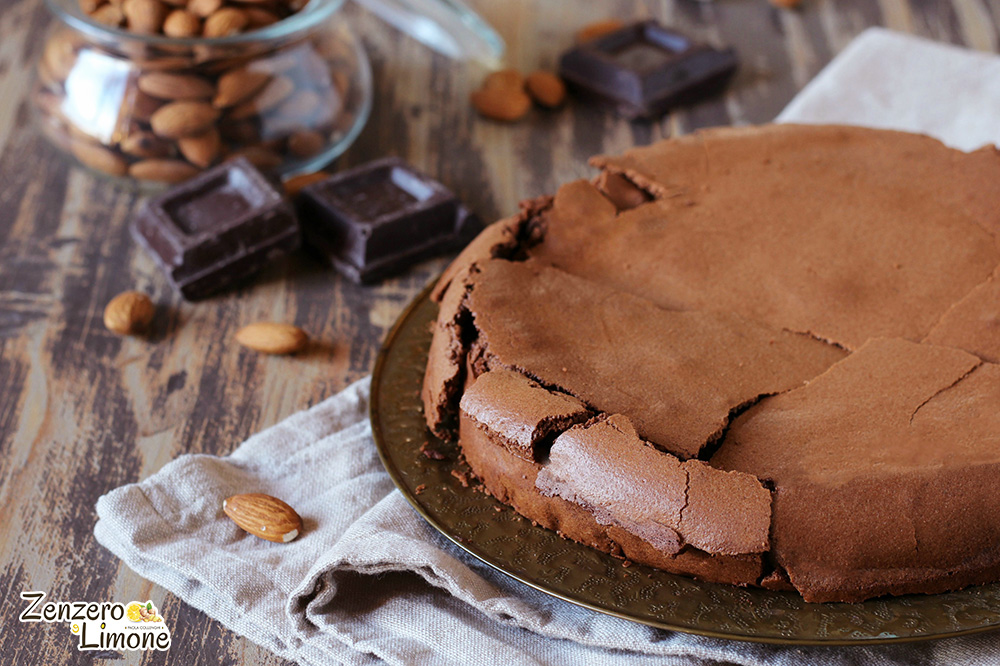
top-left (370, 283), bottom-right (1000, 645)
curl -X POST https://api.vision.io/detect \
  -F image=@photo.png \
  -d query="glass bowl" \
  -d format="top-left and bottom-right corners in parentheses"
top-left (33, 0), bottom-right (372, 187)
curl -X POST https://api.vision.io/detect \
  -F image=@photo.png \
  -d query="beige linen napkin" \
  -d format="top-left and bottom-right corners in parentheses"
top-left (96, 27), bottom-right (1000, 666)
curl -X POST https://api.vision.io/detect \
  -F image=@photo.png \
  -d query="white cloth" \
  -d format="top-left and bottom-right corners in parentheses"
top-left (96, 28), bottom-right (1000, 666)
top-left (777, 27), bottom-right (1000, 151)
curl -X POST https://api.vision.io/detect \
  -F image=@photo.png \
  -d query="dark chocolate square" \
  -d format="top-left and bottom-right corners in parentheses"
top-left (559, 21), bottom-right (738, 119)
top-left (298, 157), bottom-right (481, 284)
top-left (131, 157), bottom-right (300, 300)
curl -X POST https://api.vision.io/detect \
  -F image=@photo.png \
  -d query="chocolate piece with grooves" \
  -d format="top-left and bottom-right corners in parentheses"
top-left (298, 157), bottom-right (481, 284)
top-left (131, 157), bottom-right (300, 300)
top-left (558, 20), bottom-right (737, 119)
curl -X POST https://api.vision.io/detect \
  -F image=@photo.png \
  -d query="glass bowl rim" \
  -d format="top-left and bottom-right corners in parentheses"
top-left (44, 0), bottom-right (346, 48)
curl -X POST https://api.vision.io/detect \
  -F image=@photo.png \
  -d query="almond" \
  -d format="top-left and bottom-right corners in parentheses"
top-left (104, 291), bottom-right (155, 335)
top-left (187, 0), bottom-right (221, 18)
top-left (770, 0), bottom-right (802, 7)
top-left (138, 71), bottom-right (214, 100)
top-left (123, 0), bottom-right (169, 34)
top-left (525, 70), bottom-right (566, 108)
top-left (274, 89), bottom-right (321, 122)
top-left (213, 67), bottom-right (271, 108)
top-left (235, 322), bottom-right (308, 354)
top-left (42, 34), bottom-right (79, 82)
top-left (223, 494), bottom-right (302, 543)
top-left (252, 75), bottom-right (295, 113)
top-left (482, 68), bottom-right (524, 91)
top-left (163, 9), bottom-right (202, 37)
top-left (150, 100), bottom-right (220, 138)
top-left (129, 158), bottom-right (200, 182)
top-left (203, 7), bottom-right (247, 37)
top-left (177, 127), bottom-right (221, 167)
top-left (283, 171), bottom-right (328, 197)
top-left (90, 4), bottom-right (125, 26)
top-left (287, 129), bottom-right (325, 158)
top-left (575, 18), bottom-right (624, 44)
top-left (470, 86), bottom-right (531, 122)
top-left (79, 0), bottom-right (103, 13)
top-left (120, 131), bottom-right (173, 158)
top-left (71, 140), bottom-right (128, 176)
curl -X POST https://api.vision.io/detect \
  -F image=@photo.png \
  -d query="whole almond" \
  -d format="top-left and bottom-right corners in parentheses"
top-left (163, 9), bottom-right (201, 37)
top-left (42, 34), bottom-right (79, 81)
top-left (482, 68), bottom-right (524, 91)
top-left (575, 18), bottom-right (624, 44)
top-left (770, 0), bottom-right (803, 7)
top-left (257, 51), bottom-right (299, 75)
top-left (223, 494), bottom-right (302, 543)
top-left (104, 291), bottom-right (155, 335)
top-left (177, 127), bottom-right (221, 167)
top-left (187, 0), bottom-right (221, 18)
top-left (274, 89), bottom-right (321, 122)
top-left (132, 52), bottom-right (195, 70)
top-left (287, 129), bottom-right (325, 157)
top-left (79, 0), bottom-right (103, 13)
top-left (213, 68), bottom-right (271, 108)
top-left (525, 70), bottom-right (566, 108)
top-left (252, 75), bottom-right (295, 113)
top-left (470, 86), bottom-right (531, 122)
top-left (227, 75), bottom-right (294, 120)
top-left (138, 71), bottom-right (214, 100)
top-left (203, 7), bottom-right (247, 37)
top-left (129, 158), bottom-right (200, 182)
top-left (120, 131), bottom-right (173, 158)
top-left (283, 171), bottom-right (328, 197)
top-left (71, 140), bottom-right (128, 176)
top-left (123, 0), bottom-right (169, 34)
top-left (235, 322), bottom-right (308, 354)
top-left (90, 4), bottom-right (125, 26)
top-left (150, 100), bottom-right (220, 138)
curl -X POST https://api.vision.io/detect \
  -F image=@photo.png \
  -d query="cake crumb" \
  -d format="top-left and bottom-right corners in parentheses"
top-left (451, 468), bottom-right (471, 487)
top-left (421, 441), bottom-right (448, 460)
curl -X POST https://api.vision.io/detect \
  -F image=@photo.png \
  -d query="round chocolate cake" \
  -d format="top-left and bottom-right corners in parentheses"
top-left (421, 124), bottom-right (1000, 603)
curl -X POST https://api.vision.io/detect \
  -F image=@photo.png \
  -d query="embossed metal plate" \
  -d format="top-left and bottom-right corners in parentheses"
top-left (370, 284), bottom-right (1000, 645)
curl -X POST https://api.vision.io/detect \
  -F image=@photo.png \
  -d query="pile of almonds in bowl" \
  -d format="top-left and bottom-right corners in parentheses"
top-left (33, 0), bottom-right (370, 185)
top-left (79, 0), bottom-right (310, 37)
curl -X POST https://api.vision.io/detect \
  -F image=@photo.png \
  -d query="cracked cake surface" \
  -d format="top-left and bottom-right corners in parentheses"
top-left (420, 123), bottom-right (1000, 603)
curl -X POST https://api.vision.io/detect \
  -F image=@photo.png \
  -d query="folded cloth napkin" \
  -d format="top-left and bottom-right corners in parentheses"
top-left (97, 27), bottom-right (1000, 666)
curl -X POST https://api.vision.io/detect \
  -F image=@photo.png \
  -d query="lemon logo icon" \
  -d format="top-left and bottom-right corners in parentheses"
top-left (126, 601), bottom-right (162, 623)
top-left (126, 603), bottom-right (143, 622)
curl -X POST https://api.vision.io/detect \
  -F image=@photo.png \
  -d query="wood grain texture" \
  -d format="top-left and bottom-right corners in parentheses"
top-left (0, 0), bottom-right (997, 663)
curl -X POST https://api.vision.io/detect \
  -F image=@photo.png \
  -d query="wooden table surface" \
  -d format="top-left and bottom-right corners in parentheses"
top-left (1, 0), bottom-right (998, 663)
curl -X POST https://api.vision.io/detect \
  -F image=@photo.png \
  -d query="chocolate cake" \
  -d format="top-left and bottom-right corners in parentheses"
top-left (421, 124), bottom-right (1000, 603)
